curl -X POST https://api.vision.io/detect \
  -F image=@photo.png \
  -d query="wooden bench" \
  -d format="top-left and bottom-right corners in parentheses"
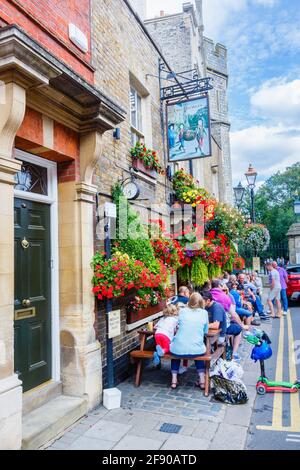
top-left (130, 329), bottom-right (225, 397)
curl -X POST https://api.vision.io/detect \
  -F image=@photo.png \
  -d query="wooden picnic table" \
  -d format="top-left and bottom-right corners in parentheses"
top-left (130, 328), bottom-right (225, 396)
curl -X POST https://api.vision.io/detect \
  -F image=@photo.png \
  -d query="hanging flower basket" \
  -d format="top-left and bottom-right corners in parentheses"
top-left (172, 169), bottom-right (216, 220)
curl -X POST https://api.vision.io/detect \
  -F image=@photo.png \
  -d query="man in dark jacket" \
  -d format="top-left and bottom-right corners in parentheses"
top-left (170, 286), bottom-right (190, 308)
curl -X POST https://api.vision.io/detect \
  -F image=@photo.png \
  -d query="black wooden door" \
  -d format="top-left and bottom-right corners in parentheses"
top-left (14, 198), bottom-right (51, 392)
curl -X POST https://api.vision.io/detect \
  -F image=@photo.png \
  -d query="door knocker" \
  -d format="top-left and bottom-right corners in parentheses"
top-left (21, 237), bottom-right (30, 250)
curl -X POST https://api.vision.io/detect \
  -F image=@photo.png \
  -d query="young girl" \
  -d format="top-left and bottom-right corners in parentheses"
top-left (153, 304), bottom-right (179, 366)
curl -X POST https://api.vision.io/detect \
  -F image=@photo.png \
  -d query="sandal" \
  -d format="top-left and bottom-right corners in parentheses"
top-left (170, 382), bottom-right (179, 390)
top-left (195, 380), bottom-right (205, 390)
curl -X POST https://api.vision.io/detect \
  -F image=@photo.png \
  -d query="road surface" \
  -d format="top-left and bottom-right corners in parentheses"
top-left (246, 305), bottom-right (300, 450)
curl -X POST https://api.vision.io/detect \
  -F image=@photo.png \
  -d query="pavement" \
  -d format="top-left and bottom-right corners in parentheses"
top-left (46, 315), bottom-right (272, 451)
top-left (246, 305), bottom-right (300, 450)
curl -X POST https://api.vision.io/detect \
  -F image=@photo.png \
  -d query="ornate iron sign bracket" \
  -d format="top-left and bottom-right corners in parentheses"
top-left (159, 58), bottom-right (214, 103)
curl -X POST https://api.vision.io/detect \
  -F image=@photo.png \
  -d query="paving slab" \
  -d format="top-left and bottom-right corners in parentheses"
top-left (224, 405), bottom-right (253, 427)
top-left (209, 423), bottom-right (248, 450)
top-left (47, 441), bottom-right (69, 450)
top-left (102, 408), bottom-right (135, 424)
top-left (191, 421), bottom-right (219, 441)
top-left (84, 420), bottom-right (132, 442)
top-left (69, 436), bottom-right (114, 450)
top-left (161, 434), bottom-right (210, 450)
top-left (127, 428), bottom-right (171, 441)
top-left (113, 435), bottom-right (163, 450)
top-left (66, 423), bottom-right (91, 435)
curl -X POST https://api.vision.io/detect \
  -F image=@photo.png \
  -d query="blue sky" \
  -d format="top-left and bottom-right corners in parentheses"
top-left (146, 0), bottom-right (300, 186)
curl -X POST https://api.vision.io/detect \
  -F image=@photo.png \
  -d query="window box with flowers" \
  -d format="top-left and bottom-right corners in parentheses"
top-left (131, 142), bottom-right (164, 179)
top-left (126, 288), bottom-right (169, 324)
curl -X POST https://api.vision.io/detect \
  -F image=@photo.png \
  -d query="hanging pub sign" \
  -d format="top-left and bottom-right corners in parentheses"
top-left (167, 95), bottom-right (212, 162)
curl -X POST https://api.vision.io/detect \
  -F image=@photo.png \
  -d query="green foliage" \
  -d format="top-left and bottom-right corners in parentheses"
top-left (130, 142), bottom-right (164, 174)
top-left (208, 264), bottom-right (222, 279)
top-left (112, 183), bottom-right (160, 274)
top-left (207, 203), bottom-right (246, 242)
top-left (241, 163), bottom-right (300, 245)
top-left (191, 258), bottom-right (209, 286)
top-left (177, 264), bottom-right (191, 284)
top-left (242, 224), bottom-right (270, 254)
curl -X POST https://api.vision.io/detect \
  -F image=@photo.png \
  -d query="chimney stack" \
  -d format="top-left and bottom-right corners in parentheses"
top-left (160, 11), bottom-right (165, 17)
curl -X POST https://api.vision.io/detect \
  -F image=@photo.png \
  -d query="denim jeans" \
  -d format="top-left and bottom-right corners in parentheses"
top-left (236, 307), bottom-right (253, 319)
top-left (249, 295), bottom-right (264, 315)
top-left (171, 355), bottom-right (205, 373)
top-left (281, 289), bottom-right (288, 312)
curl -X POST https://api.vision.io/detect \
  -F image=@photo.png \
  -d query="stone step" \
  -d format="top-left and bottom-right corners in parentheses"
top-left (23, 381), bottom-right (62, 415)
top-left (22, 395), bottom-right (88, 450)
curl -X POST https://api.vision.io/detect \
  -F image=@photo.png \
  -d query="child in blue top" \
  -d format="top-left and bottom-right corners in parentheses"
top-left (170, 293), bottom-right (209, 390)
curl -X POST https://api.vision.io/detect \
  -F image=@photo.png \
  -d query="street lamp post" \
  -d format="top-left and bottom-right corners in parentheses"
top-left (245, 164), bottom-right (258, 223)
top-left (233, 182), bottom-right (245, 210)
top-left (294, 201), bottom-right (300, 222)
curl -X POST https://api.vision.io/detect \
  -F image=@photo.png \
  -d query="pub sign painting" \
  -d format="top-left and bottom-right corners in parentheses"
top-left (167, 95), bottom-right (212, 162)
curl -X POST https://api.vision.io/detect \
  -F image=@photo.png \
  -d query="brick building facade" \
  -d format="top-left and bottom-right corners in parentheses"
top-left (91, 0), bottom-right (171, 386)
top-left (0, 0), bottom-right (233, 450)
top-left (91, 0), bottom-right (231, 387)
top-left (0, 0), bottom-right (124, 450)
top-left (145, 1), bottom-right (233, 204)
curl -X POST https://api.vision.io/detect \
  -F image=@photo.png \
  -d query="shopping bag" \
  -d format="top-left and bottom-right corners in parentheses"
top-left (211, 376), bottom-right (248, 405)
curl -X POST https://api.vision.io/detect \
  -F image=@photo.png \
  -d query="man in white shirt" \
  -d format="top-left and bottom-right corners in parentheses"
top-left (266, 262), bottom-right (282, 319)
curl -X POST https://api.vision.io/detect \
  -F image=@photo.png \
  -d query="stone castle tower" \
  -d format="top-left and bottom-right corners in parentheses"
top-left (144, 0), bottom-right (233, 204)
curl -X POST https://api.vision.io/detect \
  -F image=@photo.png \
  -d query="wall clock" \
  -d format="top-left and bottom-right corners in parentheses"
top-left (122, 180), bottom-right (140, 200)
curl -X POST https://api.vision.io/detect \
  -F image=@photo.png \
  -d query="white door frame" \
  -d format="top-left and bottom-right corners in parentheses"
top-left (14, 149), bottom-right (60, 384)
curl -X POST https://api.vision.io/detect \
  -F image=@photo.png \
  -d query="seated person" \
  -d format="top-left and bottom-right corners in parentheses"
top-left (238, 274), bottom-right (269, 320)
top-left (251, 272), bottom-right (263, 297)
top-left (169, 285), bottom-right (191, 374)
top-left (211, 279), bottom-right (247, 329)
top-left (169, 286), bottom-right (190, 308)
top-left (228, 282), bottom-right (255, 326)
top-left (202, 291), bottom-right (243, 362)
top-left (170, 293), bottom-right (208, 390)
top-left (210, 279), bottom-right (232, 312)
top-left (153, 304), bottom-right (179, 366)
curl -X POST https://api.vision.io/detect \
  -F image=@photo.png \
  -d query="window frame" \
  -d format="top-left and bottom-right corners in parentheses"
top-left (130, 85), bottom-right (144, 145)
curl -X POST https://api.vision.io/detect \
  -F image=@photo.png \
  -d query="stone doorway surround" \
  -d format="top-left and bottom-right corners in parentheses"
top-left (14, 150), bottom-right (60, 389)
top-left (287, 223), bottom-right (300, 265)
top-left (0, 25), bottom-right (125, 450)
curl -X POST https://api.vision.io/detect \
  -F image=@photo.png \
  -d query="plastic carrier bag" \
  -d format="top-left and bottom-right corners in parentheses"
top-left (210, 359), bottom-right (244, 382)
top-left (211, 376), bottom-right (248, 405)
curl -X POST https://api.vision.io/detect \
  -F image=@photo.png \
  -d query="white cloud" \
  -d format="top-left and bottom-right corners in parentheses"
top-left (251, 79), bottom-right (300, 126)
top-left (144, 1), bottom-right (299, 183)
top-left (202, 0), bottom-right (247, 39)
top-left (253, 0), bottom-right (277, 6)
top-left (231, 124), bottom-right (300, 184)
top-left (146, 1), bottom-right (248, 40)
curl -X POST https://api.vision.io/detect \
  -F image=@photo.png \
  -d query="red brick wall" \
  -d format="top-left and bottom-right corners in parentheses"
top-left (0, 0), bottom-right (93, 83)
top-left (53, 121), bottom-right (79, 162)
top-left (15, 106), bottom-right (80, 182)
top-left (57, 159), bottom-right (80, 183)
top-left (17, 107), bottom-right (43, 144)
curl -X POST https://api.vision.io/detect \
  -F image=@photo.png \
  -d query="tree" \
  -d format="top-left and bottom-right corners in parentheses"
top-left (241, 163), bottom-right (300, 247)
